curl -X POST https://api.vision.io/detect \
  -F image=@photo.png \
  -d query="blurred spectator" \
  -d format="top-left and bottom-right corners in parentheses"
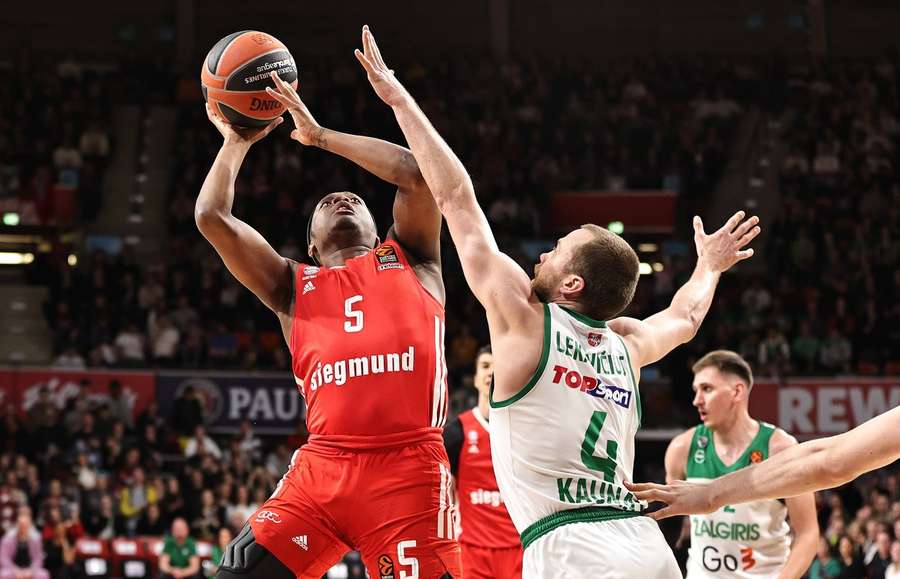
top-left (82, 494), bottom-right (121, 539)
top-left (190, 490), bottom-right (223, 541)
top-left (0, 508), bottom-right (49, 579)
top-left (224, 486), bottom-right (254, 531)
top-left (821, 328), bottom-right (854, 374)
top-left (119, 467), bottom-right (157, 534)
top-left (106, 380), bottom-right (133, 428)
top-left (838, 534), bottom-right (866, 579)
top-left (158, 518), bottom-right (201, 579)
top-left (205, 527), bottom-right (232, 578)
top-left (114, 323), bottom-right (146, 367)
top-left (52, 347), bottom-right (86, 369)
top-left (869, 531), bottom-right (893, 579)
top-left (136, 503), bottom-right (167, 536)
top-left (811, 536), bottom-right (842, 579)
top-left (236, 420), bottom-right (262, 463)
top-left (172, 387), bottom-right (204, 437)
top-left (886, 542), bottom-right (900, 579)
top-left (151, 316), bottom-right (181, 366)
top-left (184, 426), bottom-right (222, 460)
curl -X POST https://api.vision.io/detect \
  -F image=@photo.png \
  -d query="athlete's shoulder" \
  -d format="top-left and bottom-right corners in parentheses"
top-left (665, 427), bottom-right (696, 480)
top-left (669, 426), bottom-right (698, 450)
top-left (768, 426), bottom-right (799, 456)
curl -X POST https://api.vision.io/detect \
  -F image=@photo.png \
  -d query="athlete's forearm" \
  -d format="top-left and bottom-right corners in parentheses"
top-left (195, 143), bottom-right (249, 221)
top-left (315, 129), bottom-right (425, 190)
top-left (707, 409), bottom-right (900, 506)
top-left (778, 527), bottom-right (818, 579)
top-left (389, 97), bottom-right (475, 211)
top-left (664, 262), bottom-right (720, 333)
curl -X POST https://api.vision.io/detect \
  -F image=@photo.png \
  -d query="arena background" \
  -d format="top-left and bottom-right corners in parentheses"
top-left (0, 1), bottom-right (898, 577)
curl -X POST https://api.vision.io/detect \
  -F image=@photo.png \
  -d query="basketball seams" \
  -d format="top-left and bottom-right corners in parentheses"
top-left (214, 30), bottom-right (258, 76)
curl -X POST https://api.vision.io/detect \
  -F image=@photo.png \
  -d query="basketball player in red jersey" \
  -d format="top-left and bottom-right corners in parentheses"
top-left (443, 346), bottom-right (523, 579)
top-left (196, 39), bottom-right (459, 579)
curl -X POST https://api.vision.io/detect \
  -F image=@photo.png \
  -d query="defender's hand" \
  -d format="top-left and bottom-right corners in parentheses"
top-left (694, 211), bottom-right (760, 273)
top-left (354, 25), bottom-right (410, 107)
top-left (265, 72), bottom-right (325, 147)
top-left (206, 103), bottom-right (282, 148)
top-left (624, 479), bottom-right (718, 520)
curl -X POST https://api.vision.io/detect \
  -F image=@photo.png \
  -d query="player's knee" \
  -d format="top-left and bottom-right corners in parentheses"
top-left (214, 524), bottom-right (294, 579)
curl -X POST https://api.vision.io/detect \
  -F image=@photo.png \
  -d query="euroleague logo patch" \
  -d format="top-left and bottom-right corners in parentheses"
top-left (375, 244), bottom-right (404, 271)
top-left (750, 450), bottom-right (764, 464)
top-left (377, 554), bottom-right (395, 579)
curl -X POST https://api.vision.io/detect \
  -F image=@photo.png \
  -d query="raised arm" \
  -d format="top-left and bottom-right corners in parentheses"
top-left (195, 107), bottom-right (294, 315)
top-left (608, 211), bottom-right (760, 368)
top-left (266, 72), bottom-right (440, 264)
top-left (352, 26), bottom-right (533, 328)
top-left (626, 406), bottom-right (900, 519)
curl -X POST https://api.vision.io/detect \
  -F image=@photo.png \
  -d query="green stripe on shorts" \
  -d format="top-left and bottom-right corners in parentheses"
top-left (520, 506), bottom-right (642, 549)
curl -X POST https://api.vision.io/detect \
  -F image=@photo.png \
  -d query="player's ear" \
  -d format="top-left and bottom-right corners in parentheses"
top-left (560, 274), bottom-right (585, 298)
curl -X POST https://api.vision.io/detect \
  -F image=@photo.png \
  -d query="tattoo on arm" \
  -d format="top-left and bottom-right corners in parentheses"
top-left (314, 127), bottom-right (328, 149)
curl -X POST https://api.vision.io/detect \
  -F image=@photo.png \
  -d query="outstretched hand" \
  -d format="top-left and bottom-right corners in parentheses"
top-left (623, 480), bottom-right (718, 520)
top-left (206, 103), bottom-right (282, 148)
top-left (354, 25), bottom-right (409, 107)
top-left (265, 72), bottom-right (325, 147)
top-left (694, 210), bottom-right (760, 273)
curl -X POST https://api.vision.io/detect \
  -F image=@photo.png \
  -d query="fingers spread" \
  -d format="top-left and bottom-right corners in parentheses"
top-left (723, 210), bottom-right (746, 235)
top-left (736, 225), bottom-right (761, 248)
top-left (355, 48), bottom-right (374, 73)
top-left (731, 215), bottom-right (759, 239)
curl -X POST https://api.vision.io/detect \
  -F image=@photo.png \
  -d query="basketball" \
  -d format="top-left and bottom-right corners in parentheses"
top-left (200, 30), bottom-right (298, 128)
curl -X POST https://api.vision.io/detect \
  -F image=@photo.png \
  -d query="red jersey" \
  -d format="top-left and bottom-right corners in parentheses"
top-left (289, 239), bottom-right (448, 446)
top-left (455, 408), bottom-right (520, 548)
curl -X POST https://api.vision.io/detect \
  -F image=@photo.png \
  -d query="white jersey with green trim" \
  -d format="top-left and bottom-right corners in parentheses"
top-left (490, 303), bottom-right (645, 538)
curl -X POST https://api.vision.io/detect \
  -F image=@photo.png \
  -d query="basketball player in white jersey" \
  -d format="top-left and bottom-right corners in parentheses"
top-left (627, 405), bottom-right (900, 518)
top-left (353, 26), bottom-right (760, 578)
top-left (665, 350), bottom-right (818, 579)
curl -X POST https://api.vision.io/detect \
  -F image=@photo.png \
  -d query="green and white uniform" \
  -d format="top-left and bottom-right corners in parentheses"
top-left (491, 303), bottom-right (680, 579)
top-left (685, 422), bottom-right (790, 578)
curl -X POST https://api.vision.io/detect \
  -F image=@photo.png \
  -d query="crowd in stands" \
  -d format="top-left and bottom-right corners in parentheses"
top-left (0, 52), bottom-right (114, 228)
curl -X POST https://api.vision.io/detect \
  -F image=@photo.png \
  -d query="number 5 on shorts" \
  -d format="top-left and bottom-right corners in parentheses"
top-left (581, 410), bottom-right (618, 482)
top-left (397, 540), bottom-right (418, 579)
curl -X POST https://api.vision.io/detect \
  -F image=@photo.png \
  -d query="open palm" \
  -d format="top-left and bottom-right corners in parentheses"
top-left (694, 211), bottom-right (760, 273)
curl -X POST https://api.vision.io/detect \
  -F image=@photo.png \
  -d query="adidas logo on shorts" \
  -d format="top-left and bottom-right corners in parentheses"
top-left (292, 535), bottom-right (308, 551)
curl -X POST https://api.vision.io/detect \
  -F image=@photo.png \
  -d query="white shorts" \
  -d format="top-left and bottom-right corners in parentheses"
top-left (523, 516), bottom-right (682, 579)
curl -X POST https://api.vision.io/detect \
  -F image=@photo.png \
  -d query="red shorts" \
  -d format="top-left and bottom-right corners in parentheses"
top-left (460, 543), bottom-right (523, 579)
top-left (250, 436), bottom-right (461, 579)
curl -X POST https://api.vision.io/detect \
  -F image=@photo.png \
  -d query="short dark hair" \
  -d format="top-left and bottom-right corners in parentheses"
top-left (570, 224), bottom-right (640, 320)
top-left (692, 350), bottom-right (754, 390)
top-left (475, 345), bottom-right (492, 359)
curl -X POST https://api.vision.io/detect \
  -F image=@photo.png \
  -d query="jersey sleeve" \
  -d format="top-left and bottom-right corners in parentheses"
top-left (442, 417), bottom-right (464, 476)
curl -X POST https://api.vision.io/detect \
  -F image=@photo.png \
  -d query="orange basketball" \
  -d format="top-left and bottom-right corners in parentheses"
top-left (200, 31), bottom-right (298, 128)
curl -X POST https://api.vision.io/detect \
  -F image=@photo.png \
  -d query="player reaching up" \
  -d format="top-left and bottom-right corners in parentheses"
top-left (442, 346), bottom-right (523, 579)
top-left (196, 39), bottom-right (459, 578)
top-left (664, 350), bottom-right (818, 578)
top-left (353, 24), bottom-right (760, 578)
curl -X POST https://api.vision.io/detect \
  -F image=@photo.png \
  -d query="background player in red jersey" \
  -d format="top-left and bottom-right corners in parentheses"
top-left (443, 346), bottom-right (523, 579)
top-left (195, 32), bottom-right (458, 579)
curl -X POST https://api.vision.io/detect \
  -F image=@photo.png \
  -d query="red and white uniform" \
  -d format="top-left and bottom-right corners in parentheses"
top-left (447, 408), bottom-right (522, 579)
top-left (249, 240), bottom-right (460, 579)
